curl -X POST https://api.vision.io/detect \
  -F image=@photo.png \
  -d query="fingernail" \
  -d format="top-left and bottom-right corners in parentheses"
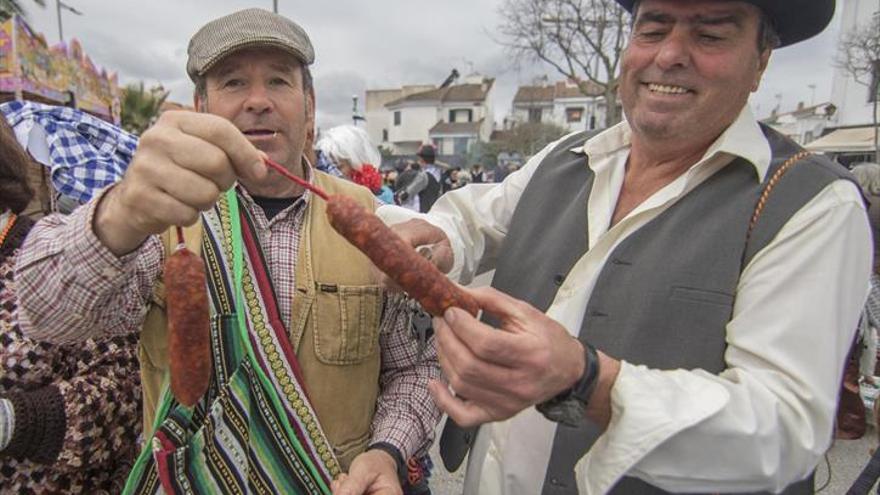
top-left (444, 307), bottom-right (457, 324)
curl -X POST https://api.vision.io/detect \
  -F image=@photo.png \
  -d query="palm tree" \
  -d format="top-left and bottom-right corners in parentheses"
top-left (120, 82), bottom-right (170, 135)
top-left (0, 0), bottom-right (46, 20)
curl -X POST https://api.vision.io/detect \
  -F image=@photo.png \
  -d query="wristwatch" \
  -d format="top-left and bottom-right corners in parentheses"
top-left (535, 340), bottom-right (600, 427)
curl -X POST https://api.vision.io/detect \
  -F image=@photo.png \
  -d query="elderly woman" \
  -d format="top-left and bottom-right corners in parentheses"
top-left (0, 115), bottom-right (141, 494)
top-left (316, 125), bottom-right (395, 204)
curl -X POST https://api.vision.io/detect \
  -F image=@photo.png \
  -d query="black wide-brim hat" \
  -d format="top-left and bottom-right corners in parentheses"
top-left (614, 0), bottom-right (835, 47)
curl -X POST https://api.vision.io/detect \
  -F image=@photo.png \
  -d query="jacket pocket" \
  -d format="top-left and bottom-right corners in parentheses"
top-left (670, 286), bottom-right (734, 307)
top-left (313, 282), bottom-right (382, 365)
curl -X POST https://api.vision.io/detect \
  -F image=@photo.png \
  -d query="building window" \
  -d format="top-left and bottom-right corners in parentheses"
top-left (589, 115), bottom-right (597, 130)
top-left (565, 107), bottom-right (584, 123)
top-left (454, 137), bottom-right (469, 156)
top-left (394, 111), bottom-right (401, 126)
top-left (433, 138), bottom-right (443, 153)
top-left (449, 109), bottom-right (473, 123)
top-left (382, 129), bottom-right (388, 142)
top-left (528, 108), bottom-right (542, 123)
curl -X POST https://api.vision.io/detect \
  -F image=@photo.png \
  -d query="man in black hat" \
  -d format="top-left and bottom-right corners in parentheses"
top-left (380, 0), bottom-right (871, 493)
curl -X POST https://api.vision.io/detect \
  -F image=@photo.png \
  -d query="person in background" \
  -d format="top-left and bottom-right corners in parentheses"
top-left (316, 125), bottom-right (394, 204)
top-left (470, 164), bottom-right (485, 184)
top-left (414, 144), bottom-right (442, 212)
top-left (0, 113), bottom-right (141, 494)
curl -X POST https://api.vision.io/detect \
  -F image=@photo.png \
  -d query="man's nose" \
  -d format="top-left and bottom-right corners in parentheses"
top-left (654, 31), bottom-right (691, 70)
top-left (244, 84), bottom-right (272, 114)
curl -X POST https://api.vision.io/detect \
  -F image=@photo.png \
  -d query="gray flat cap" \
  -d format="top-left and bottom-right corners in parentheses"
top-left (186, 8), bottom-right (315, 82)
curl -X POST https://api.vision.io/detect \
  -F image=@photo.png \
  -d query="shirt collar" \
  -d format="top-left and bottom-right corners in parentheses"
top-left (571, 105), bottom-right (771, 182)
top-left (236, 158), bottom-right (314, 221)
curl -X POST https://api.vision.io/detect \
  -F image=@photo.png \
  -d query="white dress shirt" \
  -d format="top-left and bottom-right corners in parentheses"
top-left (378, 105), bottom-right (872, 494)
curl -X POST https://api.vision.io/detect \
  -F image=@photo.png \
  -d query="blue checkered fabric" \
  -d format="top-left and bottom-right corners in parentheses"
top-left (1, 100), bottom-right (138, 204)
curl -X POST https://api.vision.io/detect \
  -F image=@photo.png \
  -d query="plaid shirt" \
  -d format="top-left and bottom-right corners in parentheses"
top-left (14, 185), bottom-right (441, 462)
top-left (1, 100), bottom-right (138, 204)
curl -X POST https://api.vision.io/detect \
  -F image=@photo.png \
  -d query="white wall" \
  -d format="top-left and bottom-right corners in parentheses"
top-left (387, 104), bottom-right (438, 152)
top-left (830, 0), bottom-right (880, 127)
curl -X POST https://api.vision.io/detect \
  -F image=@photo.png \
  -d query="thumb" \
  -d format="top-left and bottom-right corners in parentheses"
top-left (333, 466), bottom-right (374, 495)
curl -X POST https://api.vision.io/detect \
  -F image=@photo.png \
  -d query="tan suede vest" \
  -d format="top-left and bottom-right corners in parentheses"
top-left (139, 172), bottom-right (382, 470)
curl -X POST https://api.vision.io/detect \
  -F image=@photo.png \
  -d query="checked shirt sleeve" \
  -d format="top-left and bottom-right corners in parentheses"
top-left (370, 295), bottom-right (443, 462)
top-left (15, 191), bottom-right (163, 344)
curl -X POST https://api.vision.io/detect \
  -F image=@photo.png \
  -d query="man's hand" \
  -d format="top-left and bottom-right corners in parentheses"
top-left (331, 449), bottom-right (402, 495)
top-left (428, 286), bottom-right (586, 427)
top-left (375, 218), bottom-right (453, 290)
top-left (93, 111), bottom-right (267, 255)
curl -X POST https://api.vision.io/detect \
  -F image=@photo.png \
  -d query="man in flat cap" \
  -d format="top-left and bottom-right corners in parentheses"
top-left (381, 0), bottom-right (870, 493)
top-left (14, 8), bottom-right (440, 495)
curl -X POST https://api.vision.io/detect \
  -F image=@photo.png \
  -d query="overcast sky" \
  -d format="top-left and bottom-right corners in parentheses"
top-left (21, 0), bottom-right (843, 130)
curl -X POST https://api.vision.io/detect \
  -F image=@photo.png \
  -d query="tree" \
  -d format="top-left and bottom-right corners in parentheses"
top-left (835, 15), bottom-right (880, 163)
top-left (495, 122), bottom-right (569, 158)
top-left (0, 0), bottom-right (45, 20)
top-left (120, 82), bottom-right (169, 135)
top-left (497, 0), bottom-right (629, 127)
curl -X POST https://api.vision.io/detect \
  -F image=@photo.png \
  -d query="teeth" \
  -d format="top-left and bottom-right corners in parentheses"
top-left (648, 83), bottom-right (688, 94)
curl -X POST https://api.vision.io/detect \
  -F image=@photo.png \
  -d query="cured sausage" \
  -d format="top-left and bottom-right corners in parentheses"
top-left (165, 234), bottom-right (211, 407)
top-left (326, 194), bottom-right (479, 317)
top-left (265, 156), bottom-right (479, 317)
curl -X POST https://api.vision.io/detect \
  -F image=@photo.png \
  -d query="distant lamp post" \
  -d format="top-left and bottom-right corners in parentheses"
top-left (272, 0), bottom-right (278, 13)
top-left (56, 0), bottom-right (82, 43)
top-left (808, 84), bottom-right (816, 106)
top-left (352, 94), bottom-right (366, 126)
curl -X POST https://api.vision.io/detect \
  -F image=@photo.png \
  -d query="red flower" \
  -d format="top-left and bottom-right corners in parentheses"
top-left (351, 164), bottom-right (383, 193)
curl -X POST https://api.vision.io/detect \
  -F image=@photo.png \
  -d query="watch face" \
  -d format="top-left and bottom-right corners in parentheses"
top-left (536, 399), bottom-right (587, 428)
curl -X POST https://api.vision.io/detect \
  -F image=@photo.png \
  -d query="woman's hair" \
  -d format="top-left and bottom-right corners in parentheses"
top-left (315, 125), bottom-right (381, 172)
top-left (0, 116), bottom-right (34, 213)
top-left (851, 163), bottom-right (880, 196)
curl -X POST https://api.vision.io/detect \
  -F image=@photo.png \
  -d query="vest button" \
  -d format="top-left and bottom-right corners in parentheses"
top-left (553, 274), bottom-right (565, 286)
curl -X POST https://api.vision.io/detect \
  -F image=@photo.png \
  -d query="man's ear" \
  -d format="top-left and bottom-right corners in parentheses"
top-left (752, 49), bottom-right (772, 92)
top-left (194, 91), bottom-right (205, 113)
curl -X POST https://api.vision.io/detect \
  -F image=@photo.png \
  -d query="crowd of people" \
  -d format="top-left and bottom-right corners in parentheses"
top-left (0, 1), bottom-right (879, 494)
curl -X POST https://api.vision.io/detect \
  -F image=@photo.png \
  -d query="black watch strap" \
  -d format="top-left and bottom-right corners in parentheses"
top-left (366, 442), bottom-right (407, 483)
top-left (535, 340), bottom-right (600, 427)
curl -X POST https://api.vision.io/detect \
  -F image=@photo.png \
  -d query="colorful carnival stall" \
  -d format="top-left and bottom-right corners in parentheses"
top-left (0, 15), bottom-right (120, 124)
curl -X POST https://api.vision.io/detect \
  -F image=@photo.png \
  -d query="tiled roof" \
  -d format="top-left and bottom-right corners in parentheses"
top-left (429, 120), bottom-right (482, 135)
top-left (386, 79), bottom-right (495, 107)
top-left (513, 80), bottom-right (603, 103)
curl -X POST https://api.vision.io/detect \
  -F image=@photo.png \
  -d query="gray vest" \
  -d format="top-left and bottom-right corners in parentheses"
top-left (441, 126), bottom-right (855, 494)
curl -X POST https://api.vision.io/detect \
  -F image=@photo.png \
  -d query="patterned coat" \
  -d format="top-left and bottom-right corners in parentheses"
top-left (0, 215), bottom-right (142, 494)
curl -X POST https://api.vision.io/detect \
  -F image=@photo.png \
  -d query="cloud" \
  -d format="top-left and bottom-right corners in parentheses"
top-left (17, 0), bottom-right (846, 128)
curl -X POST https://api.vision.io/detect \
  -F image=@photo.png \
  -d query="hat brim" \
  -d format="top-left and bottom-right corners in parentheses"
top-left (194, 39), bottom-right (311, 81)
top-left (614, 0), bottom-right (834, 47)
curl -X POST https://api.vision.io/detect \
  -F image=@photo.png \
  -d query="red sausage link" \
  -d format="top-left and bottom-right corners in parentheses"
top-left (326, 194), bottom-right (479, 317)
top-left (165, 247), bottom-right (212, 407)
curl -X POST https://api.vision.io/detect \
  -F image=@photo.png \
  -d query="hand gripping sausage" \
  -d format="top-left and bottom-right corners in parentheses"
top-left (264, 158), bottom-right (478, 317)
top-left (165, 230), bottom-right (211, 407)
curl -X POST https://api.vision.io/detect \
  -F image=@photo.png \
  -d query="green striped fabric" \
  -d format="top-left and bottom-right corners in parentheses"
top-left (123, 191), bottom-right (335, 495)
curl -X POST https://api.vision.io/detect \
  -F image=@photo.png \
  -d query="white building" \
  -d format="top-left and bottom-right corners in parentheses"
top-left (761, 102), bottom-right (837, 145)
top-left (365, 75), bottom-right (495, 156)
top-left (511, 80), bottom-right (607, 132)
